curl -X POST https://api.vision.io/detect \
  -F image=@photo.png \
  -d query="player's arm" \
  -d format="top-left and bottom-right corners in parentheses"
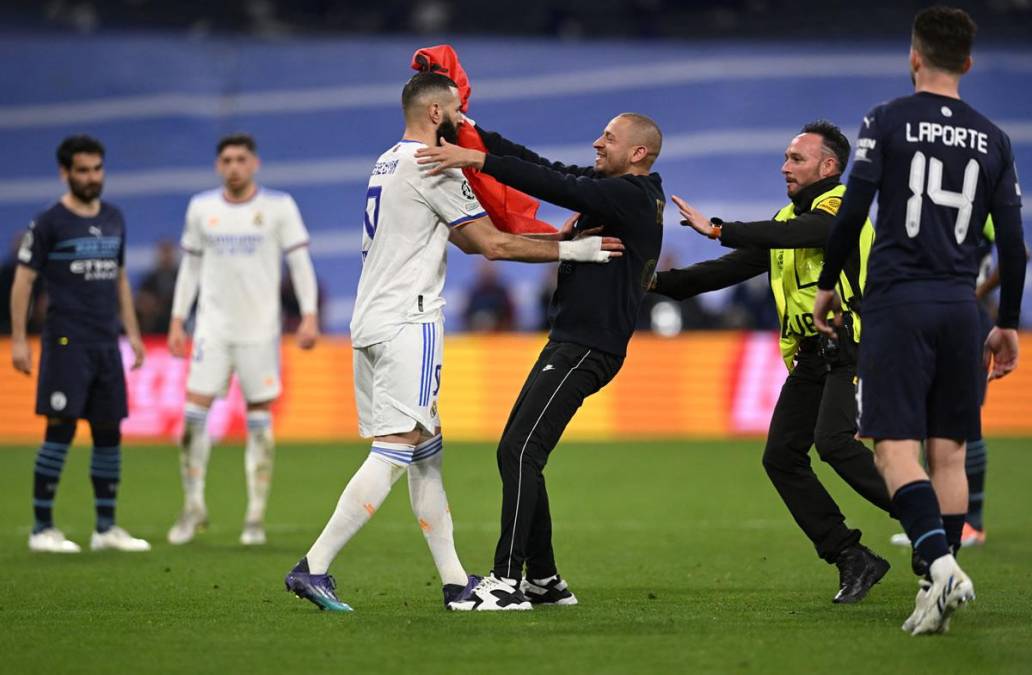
top-left (277, 195), bottom-right (319, 350)
top-left (651, 248), bottom-right (769, 300)
top-left (285, 244), bottom-right (319, 350)
top-left (449, 215), bottom-right (623, 263)
top-left (474, 126), bottom-right (597, 177)
top-left (10, 265), bottom-right (37, 375)
top-left (813, 176), bottom-right (877, 336)
top-left (983, 142), bottom-right (1027, 379)
top-left (169, 202), bottom-right (203, 358)
top-left (118, 268), bottom-right (145, 369)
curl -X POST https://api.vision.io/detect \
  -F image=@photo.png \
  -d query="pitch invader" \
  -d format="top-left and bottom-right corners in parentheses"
top-left (167, 133), bottom-right (320, 546)
top-left (10, 135), bottom-right (150, 553)
top-left (815, 7), bottom-right (1025, 635)
top-left (284, 72), bottom-right (621, 612)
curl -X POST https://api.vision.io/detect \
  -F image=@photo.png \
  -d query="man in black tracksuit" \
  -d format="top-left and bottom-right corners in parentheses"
top-left (653, 121), bottom-right (894, 604)
top-left (417, 113), bottom-right (664, 606)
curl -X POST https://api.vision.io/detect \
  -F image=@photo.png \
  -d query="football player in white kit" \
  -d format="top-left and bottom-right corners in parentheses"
top-left (167, 133), bottom-right (320, 546)
top-left (284, 72), bottom-right (623, 612)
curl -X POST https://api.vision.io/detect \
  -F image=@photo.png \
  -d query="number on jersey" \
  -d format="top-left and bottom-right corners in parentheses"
top-left (905, 152), bottom-right (979, 244)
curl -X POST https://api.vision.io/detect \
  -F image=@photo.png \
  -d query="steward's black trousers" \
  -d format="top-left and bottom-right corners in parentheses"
top-left (493, 341), bottom-right (623, 580)
top-left (763, 342), bottom-right (892, 563)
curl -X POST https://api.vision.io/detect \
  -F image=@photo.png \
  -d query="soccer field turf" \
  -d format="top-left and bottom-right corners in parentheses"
top-left (1, 439), bottom-right (1030, 674)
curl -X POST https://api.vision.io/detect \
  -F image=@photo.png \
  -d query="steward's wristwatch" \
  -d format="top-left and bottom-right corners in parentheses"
top-left (708, 217), bottom-right (724, 240)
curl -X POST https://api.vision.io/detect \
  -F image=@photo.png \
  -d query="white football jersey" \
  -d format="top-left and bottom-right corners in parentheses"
top-left (350, 140), bottom-right (486, 348)
top-left (181, 187), bottom-right (310, 343)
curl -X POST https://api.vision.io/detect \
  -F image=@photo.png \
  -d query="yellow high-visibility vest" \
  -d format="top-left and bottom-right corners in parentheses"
top-left (769, 184), bottom-right (874, 370)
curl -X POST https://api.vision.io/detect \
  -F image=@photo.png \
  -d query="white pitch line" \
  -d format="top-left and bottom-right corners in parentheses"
top-left (2, 52), bottom-right (1030, 129)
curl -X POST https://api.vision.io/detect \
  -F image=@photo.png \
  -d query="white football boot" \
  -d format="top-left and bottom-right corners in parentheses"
top-left (167, 506), bottom-right (207, 545)
top-left (907, 555), bottom-right (975, 635)
top-left (890, 532), bottom-right (911, 547)
top-left (28, 528), bottom-right (81, 553)
top-left (91, 526), bottom-right (151, 552)
top-left (240, 522), bottom-right (267, 546)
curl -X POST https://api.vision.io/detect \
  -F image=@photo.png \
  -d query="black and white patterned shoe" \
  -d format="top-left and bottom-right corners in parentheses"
top-left (520, 574), bottom-right (578, 606)
top-left (447, 573), bottom-right (533, 611)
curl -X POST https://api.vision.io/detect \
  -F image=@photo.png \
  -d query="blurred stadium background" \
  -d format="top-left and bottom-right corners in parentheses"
top-left (0, 0), bottom-right (1030, 442)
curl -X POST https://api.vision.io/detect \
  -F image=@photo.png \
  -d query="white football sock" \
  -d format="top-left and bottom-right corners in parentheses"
top-left (244, 410), bottom-right (274, 524)
top-left (305, 446), bottom-right (409, 574)
top-left (408, 435), bottom-right (467, 586)
top-left (180, 403), bottom-right (211, 512)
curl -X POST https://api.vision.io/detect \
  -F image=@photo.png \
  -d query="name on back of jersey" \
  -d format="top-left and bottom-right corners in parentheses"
top-left (905, 122), bottom-right (989, 154)
top-left (372, 158), bottom-right (399, 176)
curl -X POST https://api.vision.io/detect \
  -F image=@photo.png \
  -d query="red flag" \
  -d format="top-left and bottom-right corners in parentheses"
top-left (411, 45), bottom-right (557, 235)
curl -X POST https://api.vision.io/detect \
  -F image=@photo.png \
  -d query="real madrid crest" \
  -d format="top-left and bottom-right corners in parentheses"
top-left (253, 211), bottom-right (264, 227)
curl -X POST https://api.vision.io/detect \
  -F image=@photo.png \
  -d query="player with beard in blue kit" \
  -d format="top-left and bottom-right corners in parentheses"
top-left (10, 135), bottom-right (150, 554)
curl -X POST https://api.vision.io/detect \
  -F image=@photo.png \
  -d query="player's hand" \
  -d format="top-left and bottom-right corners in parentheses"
top-left (984, 326), bottom-right (1019, 381)
top-left (415, 140), bottom-right (486, 175)
top-left (11, 338), bottom-right (32, 375)
top-left (671, 195), bottom-right (715, 238)
top-left (129, 337), bottom-right (145, 370)
top-left (812, 288), bottom-right (843, 338)
top-left (558, 212), bottom-right (580, 241)
top-left (167, 320), bottom-right (188, 358)
top-left (297, 314), bottom-right (319, 350)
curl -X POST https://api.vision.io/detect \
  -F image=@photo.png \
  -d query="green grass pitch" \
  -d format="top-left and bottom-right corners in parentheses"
top-left (1, 439), bottom-right (1030, 674)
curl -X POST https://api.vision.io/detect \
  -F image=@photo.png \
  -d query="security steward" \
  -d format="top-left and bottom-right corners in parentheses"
top-left (653, 120), bottom-right (894, 604)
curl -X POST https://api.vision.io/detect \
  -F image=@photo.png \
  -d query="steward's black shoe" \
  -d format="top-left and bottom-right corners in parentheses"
top-left (833, 545), bottom-right (891, 604)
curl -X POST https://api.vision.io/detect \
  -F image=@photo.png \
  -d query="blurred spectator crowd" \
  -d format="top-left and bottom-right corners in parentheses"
top-left (0, 237), bottom-right (776, 338)
top-left (2, 1), bottom-right (1028, 39)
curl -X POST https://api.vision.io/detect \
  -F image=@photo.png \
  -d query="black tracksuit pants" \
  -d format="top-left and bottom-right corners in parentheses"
top-left (493, 341), bottom-right (623, 581)
top-left (763, 347), bottom-right (892, 563)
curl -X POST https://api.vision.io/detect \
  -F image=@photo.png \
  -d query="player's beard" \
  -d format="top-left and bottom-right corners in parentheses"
top-left (68, 177), bottom-right (103, 202)
top-left (436, 114), bottom-right (459, 146)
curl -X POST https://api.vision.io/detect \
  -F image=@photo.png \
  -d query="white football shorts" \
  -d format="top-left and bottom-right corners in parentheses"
top-left (354, 319), bottom-right (443, 438)
top-left (186, 333), bottom-right (282, 403)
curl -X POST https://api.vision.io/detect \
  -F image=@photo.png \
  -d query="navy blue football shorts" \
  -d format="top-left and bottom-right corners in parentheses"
top-left (857, 300), bottom-right (981, 442)
top-left (36, 338), bottom-right (128, 421)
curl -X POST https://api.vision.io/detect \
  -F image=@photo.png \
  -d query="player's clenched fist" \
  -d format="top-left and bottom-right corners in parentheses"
top-left (11, 338), bottom-right (32, 375)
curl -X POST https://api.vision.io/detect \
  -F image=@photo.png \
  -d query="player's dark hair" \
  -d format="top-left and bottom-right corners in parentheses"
top-left (217, 133), bottom-right (257, 156)
top-left (801, 120), bottom-right (850, 174)
top-left (401, 72), bottom-right (458, 112)
top-left (56, 135), bottom-right (105, 169)
top-left (912, 6), bottom-right (977, 73)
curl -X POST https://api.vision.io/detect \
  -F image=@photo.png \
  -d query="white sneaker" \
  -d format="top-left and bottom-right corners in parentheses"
top-left (240, 522), bottom-right (266, 546)
top-left (90, 526), bottom-right (151, 552)
top-left (447, 574), bottom-right (533, 611)
top-left (907, 555), bottom-right (975, 635)
top-left (167, 507), bottom-right (207, 545)
top-left (890, 532), bottom-right (911, 546)
top-left (28, 528), bottom-right (81, 553)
